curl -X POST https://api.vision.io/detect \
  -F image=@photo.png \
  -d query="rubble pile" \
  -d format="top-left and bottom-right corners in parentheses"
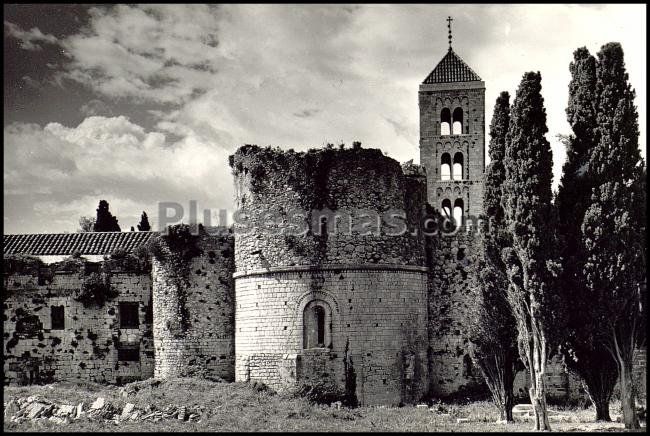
top-left (4, 395), bottom-right (202, 425)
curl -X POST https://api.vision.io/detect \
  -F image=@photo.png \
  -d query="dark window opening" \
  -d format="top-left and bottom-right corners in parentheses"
top-left (440, 108), bottom-right (451, 135)
top-left (315, 306), bottom-right (325, 347)
top-left (463, 354), bottom-right (474, 377)
top-left (118, 345), bottom-right (140, 362)
top-left (16, 315), bottom-right (42, 338)
top-left (319, 217), bottom-right (328, 236)
top-left (442, 199), bottom-right (452, 218)
top-left (84, 263), bottom-right (101, 275)
top-left (303, 300), bottom-right (331, 349)
top-left (119, 302), bottom-right (139, 328)
top-left (51, 306), bottom-right (65, 330)
top-left (453, 198), bottom-right (464, 227)
top-left (453, 152), bottom-right (464, 180)
top-left (441, 153), bottom-right (451, 181)
top-left (144, 302), bottom-right (153, 325)
top-left (452, 107), bottom-right (464, 135)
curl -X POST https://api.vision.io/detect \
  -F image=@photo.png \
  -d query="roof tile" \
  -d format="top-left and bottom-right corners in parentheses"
top-left (423, 49), bottom-right (482, 84)
top-left (3, 232), bottom-right (157, 256)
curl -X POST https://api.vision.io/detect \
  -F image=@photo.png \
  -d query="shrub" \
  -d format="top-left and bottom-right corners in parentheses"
top-left (50, 255), bottom-right (86, 273)
top-left (292, 381), bottom-right (347, 406)
top-left (110, 248), bottom-right (128, 259)
top-left (106, 246), bottom-right (151, 273)
top-left (3, 254), bottom-right (45, 275)
top-left (74, 272), bottom-right (118, 307)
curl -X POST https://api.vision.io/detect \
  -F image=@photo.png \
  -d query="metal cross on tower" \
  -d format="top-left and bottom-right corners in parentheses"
top-left (447, 16), bottom-right (453, 50)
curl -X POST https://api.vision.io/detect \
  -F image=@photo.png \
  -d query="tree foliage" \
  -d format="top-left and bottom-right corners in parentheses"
top-left (556, 47), bottom-right (618, 422)
top-left (74, 271), bottom-right (119, 308)
top-left (501, 72), bottom-right (562, 431)
top-left (580, 42), bottom-right (645, 430)
top-left (93, 200), bottom-right (121, 232)
top-left (469, 91), bottom-right (519, 422)
top-left (137, 211), bottom-right (151, 231)
top-left (78, 216), bottom-right (96, 233)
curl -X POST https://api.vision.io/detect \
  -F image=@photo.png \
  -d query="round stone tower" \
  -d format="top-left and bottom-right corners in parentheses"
top-left (152, 227), bottom-right (235, 381)
top-left (230, 144), bottom-right (429, 406)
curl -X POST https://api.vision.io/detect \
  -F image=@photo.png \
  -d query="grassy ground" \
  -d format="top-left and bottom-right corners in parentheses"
top-left (3, 379), bottom-right (646, 432)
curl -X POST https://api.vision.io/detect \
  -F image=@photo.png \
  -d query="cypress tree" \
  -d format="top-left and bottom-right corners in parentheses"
top-left (93, 200), bottom-right (121, 232)
top-left (557, 47), bottom-right (618, 421)
top-left (469, 91), bottom-right (518, 422)
top-left (581, 42), bottom-right (645, 430)
top-left (502, 72), bottom-right (561, 431)
top-left (137, 211), bottom-right (151, 231)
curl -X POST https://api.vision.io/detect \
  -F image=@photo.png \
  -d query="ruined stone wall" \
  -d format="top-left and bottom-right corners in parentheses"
top-left (512, 347), bottom-right (647, 403)
top-left (152, 232), bottom-right (235, 381)
top-left (230, 145), bottom-right (429, 405)
top-left (512, 354), bottom-right (586, 402)
top-left (427, 229), bottom-right (488, 398)
top-left (3, 266), bottom-right (154, 385)
top-left (231, 146), bottom-right (425, 272)
top-left (632, 347), bottom-right (647, 400)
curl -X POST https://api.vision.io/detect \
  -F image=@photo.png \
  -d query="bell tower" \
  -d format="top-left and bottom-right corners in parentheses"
top-left (419, 17), bottom-right (485, 224)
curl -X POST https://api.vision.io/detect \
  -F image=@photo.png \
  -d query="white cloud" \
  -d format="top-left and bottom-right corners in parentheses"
top-left (470, 4), bottom-right (647, 190)
top-left (4, 116), bottom-right (233, 233)
top-left (80, 99), bottom-right (114, 117)
top-left (49, 5), bottom-right (647, 175)
top-left (4, 5), bottom-right (646, 233)
top-left (21, 75), bottom-right (41, 89)
top-left (59, 4), bottom-right (222, 104)
top-left (4, 21), bottom-right (58, 50)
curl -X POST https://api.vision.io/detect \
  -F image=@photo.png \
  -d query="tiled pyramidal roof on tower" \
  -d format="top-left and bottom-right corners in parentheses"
top-left (422, 49), bottom-right (482, 84)
top-left (3, 231), bottom-right (157, 256)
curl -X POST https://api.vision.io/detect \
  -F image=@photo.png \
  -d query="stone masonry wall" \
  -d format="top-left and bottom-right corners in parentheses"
top-left (234, 267), bottom-right (429, 406)
top-left (230, 145), bottom-right (429, 405)
top-left (512, 354), bottom-right (586, 402)
top-left (632, 347), bottom-right (647, 400)
top-left (427, 229), bottom-right (488, 399)
top-left (152, 232), bottom-right (235, 381)
top-left (3, 265), bottom-right (154, 385)
top-left (513, 347), bottom-right (647, 403)
top-left (419, 82), bottom-right (485, 219)
top-left (231, 145), bottom-right (425, 272)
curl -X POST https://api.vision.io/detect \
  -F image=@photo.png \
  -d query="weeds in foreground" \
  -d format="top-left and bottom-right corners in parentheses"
top-left (4, 380), bottom-right (645, 432)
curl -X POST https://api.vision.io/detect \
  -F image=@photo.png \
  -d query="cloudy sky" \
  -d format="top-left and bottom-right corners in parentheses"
top-left (4, 4), bottom-right (646, 234)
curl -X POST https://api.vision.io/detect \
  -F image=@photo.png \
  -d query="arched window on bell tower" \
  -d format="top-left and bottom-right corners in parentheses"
top-left (453, 198), bottom-right (464, 226)
top-left (419, 24), bottom-right (486, 218)
top-left (440, 108), bottom-right (451, 136)
top-left (442, 199), bottom-right (452, 218)
top-left (452, 107), bottom-right (463, 135)
top-left (441, 153), bottom-right (451, 181)
top-left (453, 152), bottom-right (464, 180)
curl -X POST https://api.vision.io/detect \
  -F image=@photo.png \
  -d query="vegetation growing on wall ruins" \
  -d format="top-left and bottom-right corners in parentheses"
top-left (147, 224), bottom-right (204, 337)
top-left (229, 143), bottom-right (399, 211)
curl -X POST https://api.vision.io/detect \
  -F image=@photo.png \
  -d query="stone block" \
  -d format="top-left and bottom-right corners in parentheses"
top-left (121, 403), bottom-right (135, 419)
top-left (90, 397), bottom-right (105, 410)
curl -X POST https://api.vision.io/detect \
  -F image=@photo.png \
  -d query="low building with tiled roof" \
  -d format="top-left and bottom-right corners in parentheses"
top-left (3, 231), bottom-right (158, 263)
